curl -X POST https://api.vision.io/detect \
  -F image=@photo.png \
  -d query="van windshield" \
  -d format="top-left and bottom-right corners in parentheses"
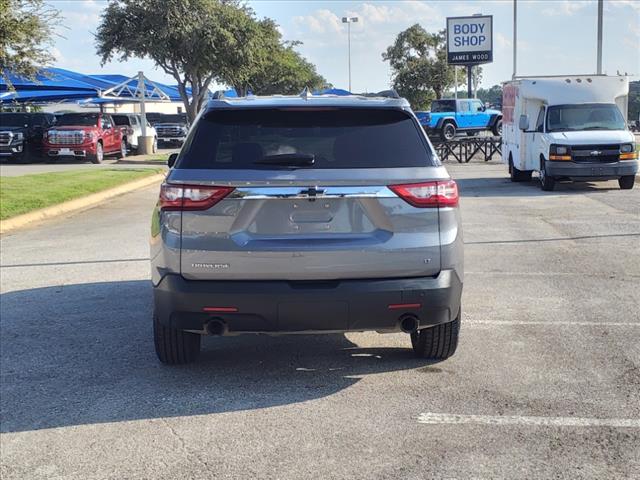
top-left (546, 104), bottom-right (625, 132)
top-left (176, 108), bottom-right (433, 169)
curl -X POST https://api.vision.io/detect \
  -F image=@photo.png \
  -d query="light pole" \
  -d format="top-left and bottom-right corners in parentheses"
top-left (342, 16), bottom-right (358, 92)
top-left (596, 0), bottom-right (603, 74)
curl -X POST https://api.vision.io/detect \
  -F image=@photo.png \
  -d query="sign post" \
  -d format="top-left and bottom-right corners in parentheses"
top-left (446, 15), bottom-right (493, 98)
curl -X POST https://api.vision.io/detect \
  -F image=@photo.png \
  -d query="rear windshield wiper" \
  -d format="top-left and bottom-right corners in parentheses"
top-left (254, 153), bottom-right (315, 167)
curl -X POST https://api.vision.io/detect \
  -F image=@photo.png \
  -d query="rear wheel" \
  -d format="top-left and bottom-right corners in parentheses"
top-left (90, 142), bottom-right (104, 164)
top-left (152, 137), bottom-right (158, 153)
top-left (153, 312), bottom-right (201, 364)
top-left (539, 158), bottom-right (555, 191)
top-left (440, 122), bottom-right (456, 141)
top-left (411, 311), bottom-right (461, 360)
top-left (509, 156), bottom-right (532, 182)
top-left (618, 175), bottom-right (635, 190)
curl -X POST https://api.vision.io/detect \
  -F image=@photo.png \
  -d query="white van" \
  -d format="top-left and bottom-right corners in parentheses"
top-left (502, 75), bottom-right (638, 191)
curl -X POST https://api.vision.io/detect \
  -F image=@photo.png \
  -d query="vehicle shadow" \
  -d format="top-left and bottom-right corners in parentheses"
top-left (0, 280), bottom-right (435, 433)
top-left (456, 176), bottom-right (623, 197)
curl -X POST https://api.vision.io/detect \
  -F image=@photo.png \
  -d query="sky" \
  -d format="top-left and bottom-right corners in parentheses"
top-left (47, 0), bottom-right (640, 92)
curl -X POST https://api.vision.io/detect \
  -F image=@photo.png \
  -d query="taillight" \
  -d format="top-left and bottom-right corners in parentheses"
top-left (159, 183), bottom-right (234, 211)
top-left (389, 180), bottom-right (459, 208)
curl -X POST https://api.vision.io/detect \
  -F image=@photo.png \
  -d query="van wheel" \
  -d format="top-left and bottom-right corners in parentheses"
top-left (440, 122), bottom-right (456, 141)
top-left (618, 175), bottom-right (635, 190)
top-left (411, 311), bottom-right (460, 360)
top-left (509, 156), bottom-right (531, 182)
top-left (153, 312), bottom-right (201, 364)
top-left (492, 118), bottom-right (503, 136)
top-left (90, 142), bottom-right (104, 164)
top-left (539, 158), bottom-right (555, 191)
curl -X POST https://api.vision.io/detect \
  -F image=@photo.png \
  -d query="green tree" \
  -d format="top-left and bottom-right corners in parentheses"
top-left (246, 44), bottom-right (329, 95)
top-left (383, 25), bottom-right (459, 109)
top-left (0, 0), bottom-right (61, 90)
top-left (227, 18), bottom-right (328, 96)
top-left (476, 84), bottom-right (503, 106)
top-left (96, 0), bottom-right (262, 122)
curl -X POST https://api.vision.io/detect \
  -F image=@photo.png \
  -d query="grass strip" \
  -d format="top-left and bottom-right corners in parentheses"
top-left (0, 168), bottom-right (162, 220)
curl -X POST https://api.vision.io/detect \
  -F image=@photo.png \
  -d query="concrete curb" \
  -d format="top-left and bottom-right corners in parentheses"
top-left (0, 172), bottom-right (165, 235)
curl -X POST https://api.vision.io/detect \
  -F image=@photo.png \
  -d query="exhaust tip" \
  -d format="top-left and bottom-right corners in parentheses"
top-left (399, 314), bottom-right (420, 333)
top-left (205, 319), bottom-right (227, 336)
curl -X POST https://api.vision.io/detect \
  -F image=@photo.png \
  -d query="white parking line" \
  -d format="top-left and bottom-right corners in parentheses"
top-left (417, 412), bottom-right (640, 428)
top-left (466, 320), bottom-right (639, 327)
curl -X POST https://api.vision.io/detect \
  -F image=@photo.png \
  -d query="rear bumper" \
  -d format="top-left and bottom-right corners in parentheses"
top-left (153, 270), bottom-right (463, 334)
top-left (546, 160), bottom-right (638, 178)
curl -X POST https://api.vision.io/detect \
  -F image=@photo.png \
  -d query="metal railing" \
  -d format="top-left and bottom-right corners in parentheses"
top-left (432, 136), bottom-right (502, 163)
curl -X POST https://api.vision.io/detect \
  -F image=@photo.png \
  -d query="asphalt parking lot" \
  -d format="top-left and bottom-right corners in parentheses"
top-left (1, 160), bottom-right (639, 479)
top-left (0, 148), bottom-right (177, 176)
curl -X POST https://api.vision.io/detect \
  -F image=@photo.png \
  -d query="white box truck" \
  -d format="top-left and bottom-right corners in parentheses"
top-left (502, 75), bottom-right (638, 191)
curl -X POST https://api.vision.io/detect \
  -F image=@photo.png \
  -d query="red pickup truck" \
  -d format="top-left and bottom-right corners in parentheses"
top-left (43, 112), bottom-right (126, 163)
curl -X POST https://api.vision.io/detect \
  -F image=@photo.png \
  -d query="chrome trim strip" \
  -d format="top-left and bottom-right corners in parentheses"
top-left (228, 185), bottom-right (395, 199)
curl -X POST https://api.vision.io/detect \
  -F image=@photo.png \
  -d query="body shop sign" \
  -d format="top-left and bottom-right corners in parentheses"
top-left (447, 15), bottom-right (493, 65)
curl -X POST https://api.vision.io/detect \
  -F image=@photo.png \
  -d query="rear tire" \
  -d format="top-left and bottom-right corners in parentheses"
top-left (539, 158), bottom-right (555, 191)
top-left (440, 122), bottom-right (456, 142)
top-left (153, 312), bottom-right (201, 364)
top-left (618, 175), bottom-right (635, 190)
top-left (509, 156), bottom-right (532, 182)
top-left (411, 311), bottom-right (461, 360)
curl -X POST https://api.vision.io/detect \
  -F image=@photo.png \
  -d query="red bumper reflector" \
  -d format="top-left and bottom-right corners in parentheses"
top-left (388, 303), bottom-right (421, 310)
top-left (203, 307), bottom-right (238, 313)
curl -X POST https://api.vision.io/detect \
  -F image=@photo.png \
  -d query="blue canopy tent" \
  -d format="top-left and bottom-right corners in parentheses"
top-left (0, 67), bottom-right (189, 104)
top-left (313, 88), bottom-right (352, 96)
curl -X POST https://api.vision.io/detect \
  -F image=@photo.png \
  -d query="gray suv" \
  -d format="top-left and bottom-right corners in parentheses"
top-left (151, 93), bottom-right (463, 364)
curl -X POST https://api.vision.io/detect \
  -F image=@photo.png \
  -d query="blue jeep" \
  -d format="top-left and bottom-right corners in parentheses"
top-left (417, 99), bottom-right (502, 141)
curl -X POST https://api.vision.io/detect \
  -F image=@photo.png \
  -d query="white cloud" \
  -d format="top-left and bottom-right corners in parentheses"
top-left (51, 47), bottom-right (64, 63)
top-left (609, 0), bottom-right (640, 12)
top-left (541, 0), bottom-right (590, 17)
top-left (495, 32), bottom-right (511, 49)
top-left (293, 9), bottom-right (343, 35)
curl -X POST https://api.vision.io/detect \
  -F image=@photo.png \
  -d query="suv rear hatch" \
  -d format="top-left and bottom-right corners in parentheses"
top-left (166, 107), bottom-right (449, 281)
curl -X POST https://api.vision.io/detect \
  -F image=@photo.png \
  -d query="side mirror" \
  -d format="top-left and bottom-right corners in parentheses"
top-left (168, 153), bottom-right (178, 168)
top-left (519, 115), bottom-right (530, 131)
top-left (480, 105), bottom-right (486, 112)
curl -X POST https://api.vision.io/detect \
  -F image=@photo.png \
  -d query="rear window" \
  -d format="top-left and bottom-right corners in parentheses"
top-left (431, 100), bottom-right (456, 113)
top-left (111, 115), bottom-right (131, 126)
top-left (176, 108), bottom-right (433, 169)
